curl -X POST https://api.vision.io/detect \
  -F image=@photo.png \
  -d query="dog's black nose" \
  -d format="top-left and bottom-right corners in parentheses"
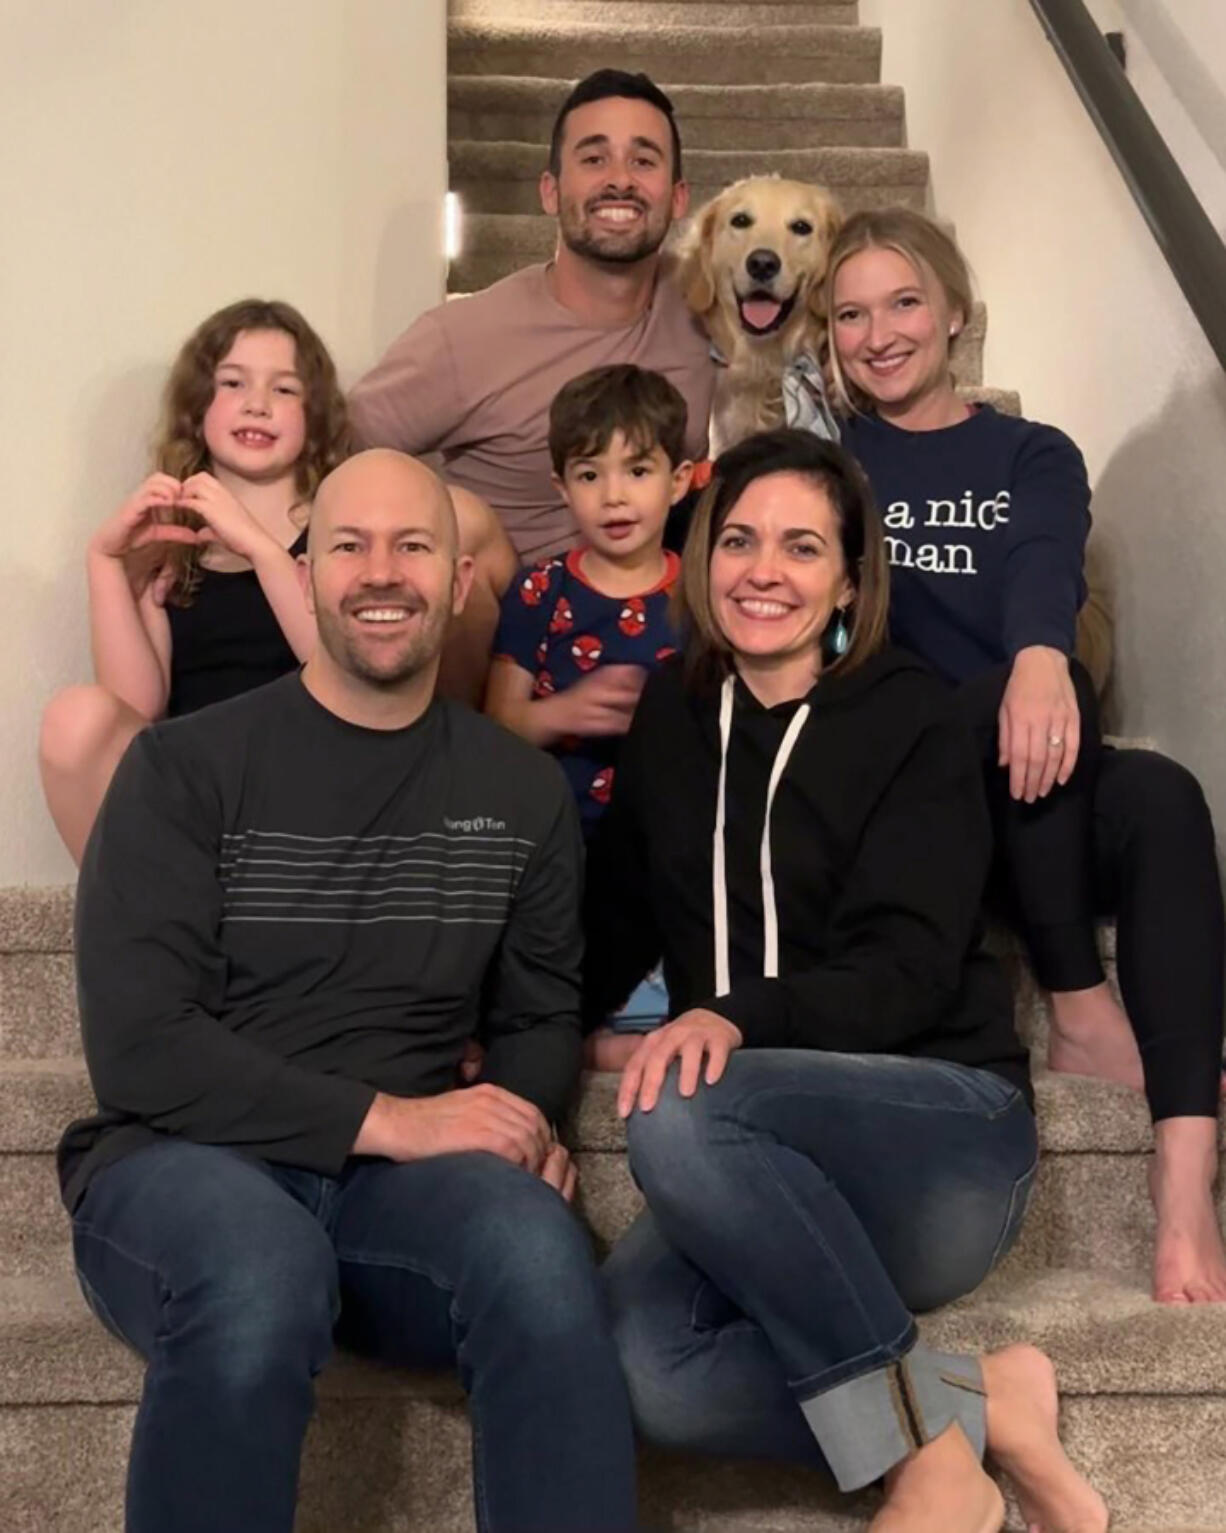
top-left (746, 248), bottom-right (781, 284)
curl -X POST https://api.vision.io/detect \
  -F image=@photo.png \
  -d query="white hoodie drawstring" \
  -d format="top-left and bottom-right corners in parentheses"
top-left (712, 674), bottom-right (811, 997)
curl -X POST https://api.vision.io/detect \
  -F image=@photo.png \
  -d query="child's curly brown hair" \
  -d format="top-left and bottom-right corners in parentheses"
top-left (152, 298), bottom-right (350, 602)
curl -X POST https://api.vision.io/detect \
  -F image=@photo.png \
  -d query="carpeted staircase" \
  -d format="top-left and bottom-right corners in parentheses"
top-left (3, 3), bottom-right (1225, 1529)
top-left (2, 893), bottom-right (1225, 1530)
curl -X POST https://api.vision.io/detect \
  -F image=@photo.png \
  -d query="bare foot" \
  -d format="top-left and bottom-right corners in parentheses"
top-left (1150, 1118), bottom-right (1226, 1304)
top-left (871, 1422), bottom-right (1003, 1533)
top-left (982, 1344), bottom-right (1107, 1532)
top-left (1047, 984), bottom-right (1144, 1093)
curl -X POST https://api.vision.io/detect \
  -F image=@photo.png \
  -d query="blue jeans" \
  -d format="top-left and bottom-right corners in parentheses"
top-left (72, 1141), bottom-right (637, 1533)
top-left (604, 1049), bottom-right (1037, 1492)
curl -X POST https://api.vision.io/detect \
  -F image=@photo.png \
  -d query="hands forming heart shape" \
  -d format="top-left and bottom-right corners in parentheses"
top-left (91, 472), bottom-right (263, 565)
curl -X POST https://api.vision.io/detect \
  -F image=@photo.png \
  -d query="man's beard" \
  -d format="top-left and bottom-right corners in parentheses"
top-left (557, 195), bottom-right (670, 265)
top-left (315, 592), bottom-right (450, 688)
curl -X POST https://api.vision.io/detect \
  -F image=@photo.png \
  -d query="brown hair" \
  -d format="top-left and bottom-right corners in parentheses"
top-left (678, 427), bottom-right (888, 689)
top-left (548, 363), bottom-right (689, 475)
top-left (824, 208), bottom-right (974, 414)
top-left (548, 70), bottom-right (682, 182)
top-left (153, 298), bottom-right (350, 602)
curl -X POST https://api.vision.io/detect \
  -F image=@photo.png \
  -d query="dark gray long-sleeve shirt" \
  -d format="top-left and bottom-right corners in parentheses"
top-left (59, 676), bottom-right (585, 1211)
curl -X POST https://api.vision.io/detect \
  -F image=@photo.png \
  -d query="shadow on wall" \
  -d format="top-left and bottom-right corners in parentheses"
top-left (1120, 0), bottom-right (1226, 177)
top-left (1093, 361), bottom-right (1226, 828)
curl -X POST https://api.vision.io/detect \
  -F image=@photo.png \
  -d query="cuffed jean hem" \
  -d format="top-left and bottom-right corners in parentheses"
top-left (799, 1342), bottom-right (986, 1492)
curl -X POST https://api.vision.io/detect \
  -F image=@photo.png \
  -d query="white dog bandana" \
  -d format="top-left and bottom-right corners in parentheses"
top-left (709, 345), bottom-right (840, 444)
top-left (781, 353), bottom-right (840, 443)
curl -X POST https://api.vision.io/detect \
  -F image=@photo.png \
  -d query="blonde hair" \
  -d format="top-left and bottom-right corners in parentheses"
top-left (678, 428), bottom-right (888, 691)
top-left (152, 298), bottom-right (350, 603)
top-left (824, 208), bottom-right (974, 414)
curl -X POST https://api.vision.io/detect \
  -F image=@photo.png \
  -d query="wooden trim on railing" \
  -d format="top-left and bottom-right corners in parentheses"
top-left (1029, 0), bottom-right (1226, 373)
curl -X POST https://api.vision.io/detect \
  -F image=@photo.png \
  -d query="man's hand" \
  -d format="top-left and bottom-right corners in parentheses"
top-left (539, 665), bottom-right (646, 738)
top-left (353, 1084), bottom-right (552, 1171)
top-left (539, 1140), bottom-right (578, 1203)
top-left (617, 1009), bottom-right (743, 1118)
top-left (457, 1038), bottom-right (485, 1083)
top-left (998, 645), bottom-right (1081, 802)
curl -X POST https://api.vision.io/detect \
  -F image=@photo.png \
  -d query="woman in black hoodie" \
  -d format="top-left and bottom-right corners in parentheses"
top-left (588, 431), bottom-right (1105, 1532)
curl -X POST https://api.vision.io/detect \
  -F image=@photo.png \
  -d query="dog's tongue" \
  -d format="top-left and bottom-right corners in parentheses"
top-left (741, 296), bottom-right (783, 331)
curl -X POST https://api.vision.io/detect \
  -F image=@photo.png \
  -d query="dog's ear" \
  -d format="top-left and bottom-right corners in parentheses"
top-left (818, 190), bottom-right (844, 250)
top-left (806, 191), bottom-right (845, 321)
top-left (676, 197), bottom-right (722, 317)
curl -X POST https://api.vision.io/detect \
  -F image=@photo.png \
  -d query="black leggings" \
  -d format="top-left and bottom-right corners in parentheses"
top-left (960, 663), bottom-right (1225, 1121)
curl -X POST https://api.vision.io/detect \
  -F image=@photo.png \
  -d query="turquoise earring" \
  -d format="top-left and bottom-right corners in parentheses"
top-left (831, 607), bottom-right (850, 656)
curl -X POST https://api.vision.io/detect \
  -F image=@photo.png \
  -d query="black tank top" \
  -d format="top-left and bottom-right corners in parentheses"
top-left (166, 529), bottom-right (308, 717)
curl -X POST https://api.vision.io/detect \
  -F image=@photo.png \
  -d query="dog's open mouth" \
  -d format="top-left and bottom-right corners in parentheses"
top-left (737, 290), bottom-right (797, 336)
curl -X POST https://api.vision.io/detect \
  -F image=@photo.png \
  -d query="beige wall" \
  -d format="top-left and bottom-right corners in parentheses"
top-left (1096, 0), bottom-right (1226, 225)
top-left (0, 0), bottom-right (447, 884)
top-left (860, 0), bottom-right (1226, 834)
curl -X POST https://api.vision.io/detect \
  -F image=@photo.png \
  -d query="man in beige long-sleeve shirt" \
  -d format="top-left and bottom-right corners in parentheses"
top-left (350, 70), bottom-right (715, 699)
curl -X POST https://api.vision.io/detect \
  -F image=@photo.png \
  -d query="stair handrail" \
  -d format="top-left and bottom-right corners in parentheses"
top-left (1028, 0), bottom-right (1226, 373)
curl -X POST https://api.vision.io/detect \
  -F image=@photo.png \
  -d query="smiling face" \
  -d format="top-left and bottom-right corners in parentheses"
top-left (201, 328), bottom-right (307, 483)
top-left (540, 95), bottom-right (688, 266)
top-left (830, 244), bottom-right (962, 419)
top-left (303, 451), bottom-right (472, 690)
top-left (682, 177), bottom-right (841, 358)
top-left (556, 429), bottom-right (691, 565)
top-left (708, 471), bottom-right (854, 682)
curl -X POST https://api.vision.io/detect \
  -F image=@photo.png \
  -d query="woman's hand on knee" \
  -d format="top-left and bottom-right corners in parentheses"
top-left (617, 1010), bottom-right (743, 1119)
top-left (998, 646), bottom-right (1081, 802)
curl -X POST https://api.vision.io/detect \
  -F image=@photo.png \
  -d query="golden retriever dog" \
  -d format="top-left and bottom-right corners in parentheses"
top-left (677, 176), bottom-right (842, 454)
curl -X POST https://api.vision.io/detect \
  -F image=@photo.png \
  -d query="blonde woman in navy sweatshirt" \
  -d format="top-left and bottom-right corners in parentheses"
top-left (587, 431), bottom-right (1105, 1533)
top-left (828, 208), bottom-right (1225, 1308)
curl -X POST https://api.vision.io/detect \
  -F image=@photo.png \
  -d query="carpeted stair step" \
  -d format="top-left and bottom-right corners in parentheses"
top-left (448, 77), bottom-right (907, 150)
top-left (2, 1054), bottom-right (1216, 1281)
top-left (964, 384), bottom-right (1022, 415)
top-left (449, 20), bottom-right (883, 87)
top-left (450, 1), bottom-right (862, 27)
top-left (0, 893), bottom-right (1097, 1063)
top-left (0, 948), bottom-right (76, 1058)
top-left (4, 1270), bottom-right (1226, 1530)
top-left (449, 140), bottom-right (930, 215)
top-left (8, 1400), bottom-right (1219, 1533)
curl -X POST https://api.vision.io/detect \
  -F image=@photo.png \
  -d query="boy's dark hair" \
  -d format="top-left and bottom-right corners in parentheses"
top-left (549, 364), bottom-right (690, 476)
top-left (548, 70), bottom-right (683, 182)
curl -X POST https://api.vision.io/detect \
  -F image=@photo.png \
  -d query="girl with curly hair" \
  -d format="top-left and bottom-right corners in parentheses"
top-left (40, 298), bottom-right (350, 862)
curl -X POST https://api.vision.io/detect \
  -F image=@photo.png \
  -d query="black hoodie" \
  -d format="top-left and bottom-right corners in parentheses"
top-left (583, 647), bottom-right (1031, 1103)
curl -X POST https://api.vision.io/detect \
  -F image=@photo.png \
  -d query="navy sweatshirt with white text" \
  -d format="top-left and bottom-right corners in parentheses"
top-left (843, 406), bottom-right (1090, 684)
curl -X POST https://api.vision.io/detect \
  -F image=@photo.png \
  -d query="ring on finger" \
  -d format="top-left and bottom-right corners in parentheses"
top-left (1047, 734), bottom-right (1064, 748)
